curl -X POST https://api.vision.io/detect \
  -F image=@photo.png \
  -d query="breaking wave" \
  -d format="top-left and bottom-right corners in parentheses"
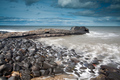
top-left (86, 31), bottom-right (119, 39)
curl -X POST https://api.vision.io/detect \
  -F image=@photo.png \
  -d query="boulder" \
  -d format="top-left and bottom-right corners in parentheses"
top-left (71, 26), bottom-right (89, 34)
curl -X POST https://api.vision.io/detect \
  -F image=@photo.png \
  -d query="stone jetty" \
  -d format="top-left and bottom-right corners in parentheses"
top-left (0, 26), bottom-right (89, 39)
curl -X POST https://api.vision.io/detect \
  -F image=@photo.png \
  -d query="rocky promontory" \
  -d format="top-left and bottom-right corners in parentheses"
top-left (0, 26), bottom-right (89, 39)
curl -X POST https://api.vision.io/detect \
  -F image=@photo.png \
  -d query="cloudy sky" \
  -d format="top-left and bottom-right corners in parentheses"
top-left (0, 0), bottom-right (120, 26)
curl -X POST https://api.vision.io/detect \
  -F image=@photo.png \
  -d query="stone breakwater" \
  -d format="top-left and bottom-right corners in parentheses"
top-left (0, 38), bottom-right (120, 80)
top-left (0, 26), bottom-right (89, 39)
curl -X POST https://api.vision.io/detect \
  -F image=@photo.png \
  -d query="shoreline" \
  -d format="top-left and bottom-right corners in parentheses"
top-left (0, 38), bottom-right (120, 80)
top-left (0, 26), bottom-right (89, 39)
top-left (0, 27), bottom-right (120, 80)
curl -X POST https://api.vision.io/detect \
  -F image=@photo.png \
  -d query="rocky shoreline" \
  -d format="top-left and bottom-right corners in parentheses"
top-left (0, 26), bottom-right (120, 80)
top-left (0, 26), bottom-right (89, 39)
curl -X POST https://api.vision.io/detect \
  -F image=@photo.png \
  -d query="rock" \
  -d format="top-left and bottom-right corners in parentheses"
top-left (99, 65), bottom-right (120, 80)
top-left (8, 76), bottom-right (16, 80)
top-left (13, 63), bottom-right (21, 71)
top-left (5, 52), bottom-right (12, 60)
top-left (74, 71), bottom-right (80, 77)
top-left (90, 74), bottom-right (113, 80)
top-left (83, 61), bottom-right (89, 67)
top-left (100, 65), bottom-right (119, 72)
top-left (53, 68), bottom-right (64, 74)
top-left (65, 66), bottom-right (73, 72)
top-left (0, 77), bottom-right (7, 80)
top-left (42, 62), bottom-right (54, 69)
top-left (31, 64), bottom-right (40, 71)
top-left (40, 70), bottom-right (49, 76)
top-left (32, 70), bottom-right (41, 77)
top-left (0, 64), bottom-right (6, 72)
top-left (49, 61), bottom-right (57, 67)
top-left (0, 27), bottom-right (89, 39)
top-left (80, 67), bottom-right (87, 70)
top-left (15, 56), bottom-right (21, 61)
top-left (0, 55), bottom-right (4, 60)
top-left (71, 26), bottom-right (89, 34)
top-left (20, 70), bottom-right (31, 80)
top-left (71, 58), bottom-right (79, 64)
top-left (0, 59), bottom-right (5, 65)
top-left (92, 58), bottom-right (99, 65)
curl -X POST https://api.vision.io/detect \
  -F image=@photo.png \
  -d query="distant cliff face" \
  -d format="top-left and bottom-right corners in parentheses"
top-left (0, 26), bottom-right (89, 39)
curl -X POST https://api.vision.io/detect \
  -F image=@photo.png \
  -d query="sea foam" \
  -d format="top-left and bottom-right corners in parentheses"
top-left (86, 31), bottom-right (119, 39)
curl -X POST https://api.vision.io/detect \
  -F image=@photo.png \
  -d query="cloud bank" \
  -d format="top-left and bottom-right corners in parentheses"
top-left (58, 0), bottom-right (98, 8)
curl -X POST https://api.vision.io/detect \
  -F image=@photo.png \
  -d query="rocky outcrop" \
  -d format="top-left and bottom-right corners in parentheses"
top-left (90, 65), bottom-right (120, 80)
top-left (0, 26), bottom-right (89, 39)
top-left (71, 26), bottom-right (89, 34)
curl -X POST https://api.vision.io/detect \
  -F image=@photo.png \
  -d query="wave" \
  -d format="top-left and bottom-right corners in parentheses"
top-left (86, 31), bottom-right (119, 39)
top-left (0, 29), bottom-right (27, 32)
top-left (38, 37), bottom-right (120, 65)
top-left (38, 37), bottom-right (120, 79)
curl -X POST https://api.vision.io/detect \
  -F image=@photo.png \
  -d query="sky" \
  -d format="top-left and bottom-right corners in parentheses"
top-left (0, 0), bottom-right (120, 26)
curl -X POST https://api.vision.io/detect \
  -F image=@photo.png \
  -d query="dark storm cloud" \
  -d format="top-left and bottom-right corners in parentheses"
top-left (57, 0), bottom-right (120, 17)
top-left (7, 0), bottom-right (41, 6)
top-left (23, 0), bottom-right (40, 6)
top-left (9, 0), bottom-right (18, 2)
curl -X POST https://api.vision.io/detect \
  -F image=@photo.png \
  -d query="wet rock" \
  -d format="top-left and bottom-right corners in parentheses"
top-left (28, 47), bottom-right (36, 54)
top-left (49, 61), bottom-right (57, 67)
top-left (71, 26), bottom-right (89, 34)
top-left (20, 70), bottom-right (31, 80)
top-left (92, 58), bottom-right (99, 65)
top-left (71, 58), bottom-right (79, 64)
top-left (80, 67), bottom-right (87, 70)
top-left (5, 53), bottom-right (12, 60)
top-left (0, 59), bottom-right (5, 65)
top-left (100, 65), bottom-right (119, 72)
top-left (54, 68), bottom-right (64, 74)
top-left (0, 73), bottom-right (3, 77)
top-left (32, 70), bottom-right (41, 77)
top-left (0, 77), bottom-right (7, 80)
top-left (40, 70), bottom-right (49, 76)
top-left (8, 76), bottom-right (16, 80)
top-left (31, 64), bottom-right (40, 71)
top-left (13, 63), bottom-right (21, 71)
top-left (15, 56), bottom-right (21, 61)
top-left (42, 62), bottom-right (53, 69)
top-left (0, 64), bottom-right (6, 72)
top-left (74, 71), bottom-right (80, 77)
top-left (65, 66), bottom-right (73, 72)
top-left (0, 55), bottom-right (4, 60)
top-left (88, 64), bottom-right (95, 70)
top-left (83, 61), bottom-right (89, 67)
top-left (90, 74), bottom-right (113, 80)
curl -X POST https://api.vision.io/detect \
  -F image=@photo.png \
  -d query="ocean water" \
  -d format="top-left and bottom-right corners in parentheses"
top-left (37, 26), bottom-right (120, 79)
top-left (0, 26), bottom-right (120, 79)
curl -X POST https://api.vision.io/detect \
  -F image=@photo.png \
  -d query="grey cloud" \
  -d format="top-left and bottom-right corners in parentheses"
top-left (58, 0), bottom-right (98, 9)
top-left (94, 17), bottom-right (120, 23)
top-left (7, 0), bottom-right (41, 6)
top-left (71, 9), bottom-right (120, 17)
top-left (23, 0), bottom-right (40, 6)
top-left (9, 0), bottom-right (18, 2)
top-left (108, 4), bottom-right (120, 9)
top-left (71, 10), bottom-right (95, 16)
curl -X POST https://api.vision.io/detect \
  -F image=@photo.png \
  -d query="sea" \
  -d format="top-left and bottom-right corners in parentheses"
top-left (0, 25), bottom-right (120, 79)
